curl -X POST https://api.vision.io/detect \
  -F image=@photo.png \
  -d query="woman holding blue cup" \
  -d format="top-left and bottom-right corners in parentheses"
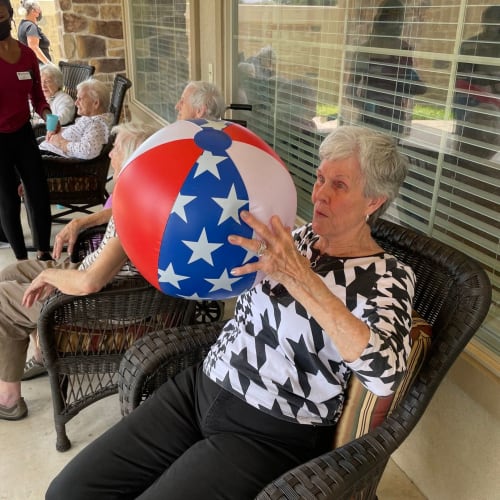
top-left (45, 113), bottom-right (59, 132)
top-left (31, 64), bottom-right (76, 133)
top-left (0, 0), bottom-right (52, 261)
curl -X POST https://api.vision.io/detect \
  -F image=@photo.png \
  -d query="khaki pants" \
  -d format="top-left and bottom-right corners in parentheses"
top-left (0, 259), bottom-right (72, 381)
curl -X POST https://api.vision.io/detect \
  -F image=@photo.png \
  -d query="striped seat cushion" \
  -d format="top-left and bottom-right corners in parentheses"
top-left (333, 310), bottom-right (432, 448)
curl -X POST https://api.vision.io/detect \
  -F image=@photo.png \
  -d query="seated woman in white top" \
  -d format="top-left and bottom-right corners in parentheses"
top-left (32, 64), bottom-right (75, 130)
top-left (39, 78), bottom-right (112, 160)
top-left (38, 64), bottom-right (75, 126)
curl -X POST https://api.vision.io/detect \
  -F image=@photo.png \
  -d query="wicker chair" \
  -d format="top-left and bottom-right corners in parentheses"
top-left (59, 61), bottom-right (96, 100)
top-left (37, 225), bottom-right (196, 452)
top-left (118, 218), bottom-right (492, 498)
top-left (108, 74), bottom-right (132, 127)
top-left (43, 74), bottom-right (132, 223)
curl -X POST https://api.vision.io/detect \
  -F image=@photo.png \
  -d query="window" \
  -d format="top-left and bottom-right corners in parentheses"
top-left (127, 0), bottom-right (191, 123)
top-left (124, 0), bottom-right (498, 368)
top-left (232, 1), bottom-right (498, 366)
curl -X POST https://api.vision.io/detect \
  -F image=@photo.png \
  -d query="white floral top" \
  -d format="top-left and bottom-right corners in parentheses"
top-left (40, 113), bottom-right (112, 159)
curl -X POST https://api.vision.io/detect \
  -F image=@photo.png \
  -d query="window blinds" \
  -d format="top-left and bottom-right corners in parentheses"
top-left (125, 1), bottom-right (498, 364)
top-left (129, 0), bottom-right (190, 123)
top-left (235, 1), bottom-right (499, 362)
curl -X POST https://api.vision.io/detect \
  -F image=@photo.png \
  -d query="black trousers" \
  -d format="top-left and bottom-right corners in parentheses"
top-left (46, 364), bottom-right (335, 500)
top-left (0, 122), bottom-right (51, 259)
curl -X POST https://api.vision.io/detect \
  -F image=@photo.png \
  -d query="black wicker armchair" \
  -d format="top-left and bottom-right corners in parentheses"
top-left (118, 218), bottom-right (492, 498)
top-left (37, 225), bottom-right (195, 452)
top-left (43, 74), bottom-right (132, 223)
top-left (59, 61), bottom-right (96, 101)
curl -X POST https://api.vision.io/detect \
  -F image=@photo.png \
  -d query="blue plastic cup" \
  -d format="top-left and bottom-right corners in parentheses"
top-left (46, 114), bottom-right (59, 132)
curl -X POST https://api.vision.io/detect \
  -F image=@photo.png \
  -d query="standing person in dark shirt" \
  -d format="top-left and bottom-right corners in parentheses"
top-left (346, 0), bottom-right (426, 137)
top-left (0, 0), bottom-right (52, 261)
top-left (17, 0), bottom-right (51, 65)
top-left (454, 5), bottom-right (500, 160)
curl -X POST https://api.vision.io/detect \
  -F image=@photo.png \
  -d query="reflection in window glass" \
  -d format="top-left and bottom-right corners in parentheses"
top-left (129, 0), bottom-right (191, 122)
top-left (233, 0), bottom-right (498, 360)
top-left (344, 0), bottom-right (428, 137)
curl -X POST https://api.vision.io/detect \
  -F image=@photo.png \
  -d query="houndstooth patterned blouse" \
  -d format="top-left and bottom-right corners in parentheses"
top-left (203, 223), bottom-right (415, 426)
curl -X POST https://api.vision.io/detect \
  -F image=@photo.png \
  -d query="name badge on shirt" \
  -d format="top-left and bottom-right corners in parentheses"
top-left (17, 71), bottom-right (32, 81)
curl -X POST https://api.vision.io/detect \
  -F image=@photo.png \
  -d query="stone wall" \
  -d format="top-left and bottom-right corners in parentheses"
top-left (56, 0), bottom-right (125, 87)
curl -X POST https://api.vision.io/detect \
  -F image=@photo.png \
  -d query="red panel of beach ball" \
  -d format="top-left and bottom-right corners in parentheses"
top-left (113, 119), bottom-right (297, 300)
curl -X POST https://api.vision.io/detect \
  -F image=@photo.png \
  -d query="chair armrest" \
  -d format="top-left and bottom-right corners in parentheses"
top-left (42, 139), bottom-right (113, 174)
top-left (119, 320), bottom-right (225, 415)
top-left (42, 149), bottom-right (110, 174)
top-left (257, 423), bottom-right (395, 500)
top-left (38, 276), bottom-right (195, 368)
top-left (70, 224), bottom-right (108, 263)
top-left (33, 122), bottom-right (47, 138)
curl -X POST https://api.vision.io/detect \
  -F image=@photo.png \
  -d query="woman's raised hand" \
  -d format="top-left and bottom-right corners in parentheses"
top-left (229, 210), bottom-right (309, 288)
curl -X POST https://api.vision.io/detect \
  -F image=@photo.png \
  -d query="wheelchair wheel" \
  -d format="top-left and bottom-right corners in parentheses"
top-left (193, 300), bottom-right (224, 323)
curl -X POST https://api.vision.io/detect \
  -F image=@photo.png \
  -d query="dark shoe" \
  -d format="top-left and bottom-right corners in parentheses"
top-left (22, 356), bottom-right (47, 380)
top-left (37, 251), bottom-right (54, 262)
top-left (0, 397), bottom-right (28, 421)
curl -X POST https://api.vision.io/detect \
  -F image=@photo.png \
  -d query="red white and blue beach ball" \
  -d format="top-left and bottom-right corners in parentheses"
top-left (113, 119), bottom-right (297, 300)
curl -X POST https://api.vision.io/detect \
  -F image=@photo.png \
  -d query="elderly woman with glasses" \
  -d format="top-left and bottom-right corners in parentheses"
top-left (39, 77), bottom-right (112, 160)
top-left (34, 64), bottom-right (76, 127)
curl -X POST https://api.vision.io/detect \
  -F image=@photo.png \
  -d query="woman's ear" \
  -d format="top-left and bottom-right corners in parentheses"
top-left (367, 196), bottom-right (387, 216)
top-left (195, 105), bottom-right (207, 119)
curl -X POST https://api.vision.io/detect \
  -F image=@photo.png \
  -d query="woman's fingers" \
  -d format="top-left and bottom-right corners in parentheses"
top-left (228, 211), bottom-right (294, 277)
top-left (239, 210), bottom-right (270, 239)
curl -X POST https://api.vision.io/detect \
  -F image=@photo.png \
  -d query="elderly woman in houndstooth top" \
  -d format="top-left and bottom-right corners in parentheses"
top-left (47, 125), bottom-right (415, 500)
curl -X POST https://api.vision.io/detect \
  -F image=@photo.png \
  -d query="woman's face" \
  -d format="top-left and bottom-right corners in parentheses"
top-left (175, 86), bottom-right (199, 120)
top-left (311, 156), bottom-right (379, 242)
top-left (75, 88), bottom-right (99, 116)
top-left (0, 4), bottom-right (11, 22)
top-left (108, 135), bottom-right (126, 178)
top-left (40, 74), bottom-right (59, 98)
top-left (0, 5), bottom-right (11, 40)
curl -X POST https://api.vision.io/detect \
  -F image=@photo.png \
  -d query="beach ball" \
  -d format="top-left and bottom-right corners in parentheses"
top-left (113, 119), bottom-right (297, 300)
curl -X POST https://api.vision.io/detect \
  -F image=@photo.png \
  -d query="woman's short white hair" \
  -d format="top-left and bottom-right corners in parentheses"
top-left (111, 121), bottom-right (161, 166)
top-left (185, 81), bottom-right (226, 120)
top-left (318, 125), bottom-right (408, 222)
top-left (77, 78), bottom-right (110, 113)
top-left (40, 64), bottom-right (63, 89)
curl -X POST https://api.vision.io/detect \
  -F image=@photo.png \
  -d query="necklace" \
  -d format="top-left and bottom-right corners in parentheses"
top-left (309, 246), bottom-right (322, 269)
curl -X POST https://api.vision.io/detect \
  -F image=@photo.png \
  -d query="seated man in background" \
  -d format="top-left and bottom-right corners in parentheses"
top-left (174, 80), bottom-right (225, 120)
top-left (39, 78), bottom-right (112, 160)
top-left (0, 120), bottom-right (159, 420)
top-left (104, 80), bottom-right (225, 209)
